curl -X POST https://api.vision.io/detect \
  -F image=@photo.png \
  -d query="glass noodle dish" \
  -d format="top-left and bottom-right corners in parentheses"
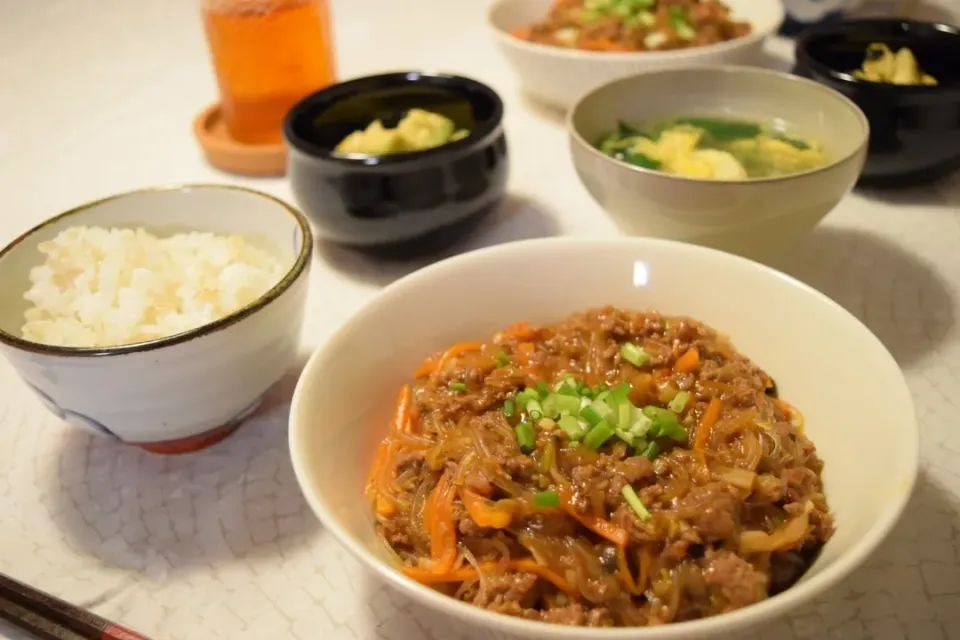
top-left (597, 117), bottom-right (830, 180)
top-left (512, 0), bottom-right (752, 52)
top-left (366, 308), bottom-right (833, 627)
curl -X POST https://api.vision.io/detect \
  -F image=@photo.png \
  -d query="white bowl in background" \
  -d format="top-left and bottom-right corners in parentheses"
top-left (290, 237), bottom-right (917, 640)
top-left (0, 184), bottom-right (312, 454)
top-left (567, 66), bottom-right (869, 261)
top-left (487, 0), bottom-right (786, 110)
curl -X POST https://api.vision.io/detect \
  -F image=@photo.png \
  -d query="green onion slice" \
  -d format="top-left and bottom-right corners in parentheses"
top-left (584, 420), bottom-right (616, 450)
top-left (515, 422), bottom-right (536, 452)
top-left (557, 415), bottom-right (587, 440)
top-left (639, 441), bottom-right (660, 460)
top-left (533, 490), bottom-right (560, 508)
top-left (449, 381), bottom-right (468, 392)
top-left (668, 390), bottom-right (691, 413)
top-left (503, 399), bottom-right (516, 418)
top-left (621, 342), bottom-right (650, 368)
top-left (495, 352), bottom-right (511, 367)
top-left (622, 485), bottom-right (652, 521)
top-left (526, 399), bottom-right (544, 421)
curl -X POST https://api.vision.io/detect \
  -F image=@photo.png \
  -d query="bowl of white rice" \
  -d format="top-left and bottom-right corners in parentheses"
top-left (0, 184), bottom-right (312, 453)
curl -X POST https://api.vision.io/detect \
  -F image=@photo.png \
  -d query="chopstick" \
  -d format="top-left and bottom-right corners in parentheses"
top-left (0, 597), bottom-right (86, 640)
top-left (0, 573), bottom-right (149, 640)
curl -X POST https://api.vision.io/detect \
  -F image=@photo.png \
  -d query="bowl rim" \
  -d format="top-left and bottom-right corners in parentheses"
top-left (290, 235), bottom-right (919, 639)
top-left (0, 183), bottom-right (313, 358)
top-left (283, 71), bottom-right (505, 166)
top-left (566, 64), bottom-right (871, 185)
top-left (485, 0), bottom-right (785, 61)
top-left (794, 18), bottom-right (960, 94)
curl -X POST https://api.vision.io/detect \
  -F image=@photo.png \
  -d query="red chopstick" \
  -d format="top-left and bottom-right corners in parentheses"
top-left (0, 573), bottom-right (149, 640)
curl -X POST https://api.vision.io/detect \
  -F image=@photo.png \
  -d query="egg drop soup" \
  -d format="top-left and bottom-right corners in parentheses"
top-left (596, 117), bottom-right (830, 181)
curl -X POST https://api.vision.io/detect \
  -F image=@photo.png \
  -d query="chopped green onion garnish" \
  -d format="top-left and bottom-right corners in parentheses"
top-left (533, 490), bottom-right (560, 508)
top-left (580, 405), bottom-right (604, 427)
top-left (516, 388), bottom-right (537, 406)
top-left (589, 398), bottom-right (614, 421)
top-left (449, 381), bottom-right (468, 392)
top-left (503, 399), bottom-right (515, 418)
top-left (617, 402), bottom-right (635, 429)
top-left (536, 381), bottom-right (549, 398)
top-left (621, 342), bottom-right (649, 368)
top-left (642, 406), bottom-right (687, 442)
top-left (557, 415), bottom-right (587, 440)
top-left (515, 422), bottom-right (536, 452)
top-left (615, 428), bottom-right (637, 446)
top-left (584, 420), bottom-right (616, 450)
top-left (610, 382), bottom-right (631, 402)
top-left (668, 391), bottom-right (691, 414)
top-left (526, 399), bottom-right (544, 421)
top-left (640, 441), bottom-right (660, 460)
top-left (554, 394), bottom-right (581, 416)
top-left (622, 485), bottom-right (652, 521)
top-left (556, 381), bottom-right (579, 397)
top-left (629, 413), bottom-right (653, 437)
top-left (495, 352), bottom-right (511, 367)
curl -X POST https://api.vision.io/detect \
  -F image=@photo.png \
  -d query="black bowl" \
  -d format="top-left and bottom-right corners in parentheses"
top-left (283, 72), bottom-right (508, 258)
top-left (793, 19), bottom-right (960, 188)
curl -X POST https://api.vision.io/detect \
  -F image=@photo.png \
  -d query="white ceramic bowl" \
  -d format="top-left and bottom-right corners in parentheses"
top-left (290, 237), bottom-right (917, 640)
top-left (568, 66), bottom-right (869, 261)
top-left (486, 0), bottom-right (786, 110)
top-left (0, 184), bottom-right (312, 454)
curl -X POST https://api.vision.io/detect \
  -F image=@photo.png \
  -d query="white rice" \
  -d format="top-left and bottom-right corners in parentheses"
top-left (21, 226), bottom-right (286, 348)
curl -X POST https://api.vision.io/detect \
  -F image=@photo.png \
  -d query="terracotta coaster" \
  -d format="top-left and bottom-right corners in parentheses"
top-left (193, 103), bottom-right (287, 177)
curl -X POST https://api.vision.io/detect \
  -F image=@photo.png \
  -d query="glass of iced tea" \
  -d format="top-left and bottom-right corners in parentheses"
top-left (201, 0), bottom-right (337, 145)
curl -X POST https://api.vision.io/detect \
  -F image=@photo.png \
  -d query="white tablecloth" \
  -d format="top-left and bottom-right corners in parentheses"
top-left (1, 1), bottom-right (959, 638)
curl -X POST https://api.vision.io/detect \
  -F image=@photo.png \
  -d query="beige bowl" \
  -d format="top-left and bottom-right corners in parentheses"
top-left (568, 66), bottom-right (869, 261)
top-left (290, 237), bottom-right (917, 640)
top-left (487, 0), bottom-right (785, 110)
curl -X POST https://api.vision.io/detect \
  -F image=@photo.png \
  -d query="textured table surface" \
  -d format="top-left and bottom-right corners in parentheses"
top-left (1, 1), bottom-right (960, 639)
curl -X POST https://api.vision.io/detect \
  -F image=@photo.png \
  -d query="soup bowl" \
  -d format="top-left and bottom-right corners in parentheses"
top-left (567, 66), bottom-right (869, 260)
top-left (284, 72), bottom-right (509, 259)
top-left (290, 237), bottom-right (917, 639)
top-left (794, 19), bottom-right (960, 187)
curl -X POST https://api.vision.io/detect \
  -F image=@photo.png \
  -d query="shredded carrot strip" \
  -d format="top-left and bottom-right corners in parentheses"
top-left (774, 398), bottom-right (792, 420)
top-left (391, 385), bottom-right (413, 434)
top-left (373, 441), bottom-right (401, 516)
top-left (560, 490), bottom-right (629, 547)
top-left (413, 356), bottom-right (439, 378)
top-left (403, 563), bottom-right (490, 584)
top-left (512, 559), bottom-right (575, 594)
top-left (581, 37), bottom-right (630, 51)
top-left (693, 397), bottom-right (724, 467)
top-left (500, 321), bottom-right (537, 341)
top-left (616, 545), bottom-right (642, 595)
top-left (414, 342), bottom-right (483, 377)
top-left (437, 342), bottom-right (483, 372)
top-left (636, 546), bottom-right (652, 594)
top-left (674, 346), bottom-right (701, 373)
top-left (461, 489), bottom-right (516, 529)
top-left (425, 471), bottom-right (458, 573)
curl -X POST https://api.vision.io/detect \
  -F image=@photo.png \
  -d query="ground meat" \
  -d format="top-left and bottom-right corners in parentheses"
top-left (702, 550), bottom-right (769, 611)
top-left (469, 572), bottom-right (539, 611)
